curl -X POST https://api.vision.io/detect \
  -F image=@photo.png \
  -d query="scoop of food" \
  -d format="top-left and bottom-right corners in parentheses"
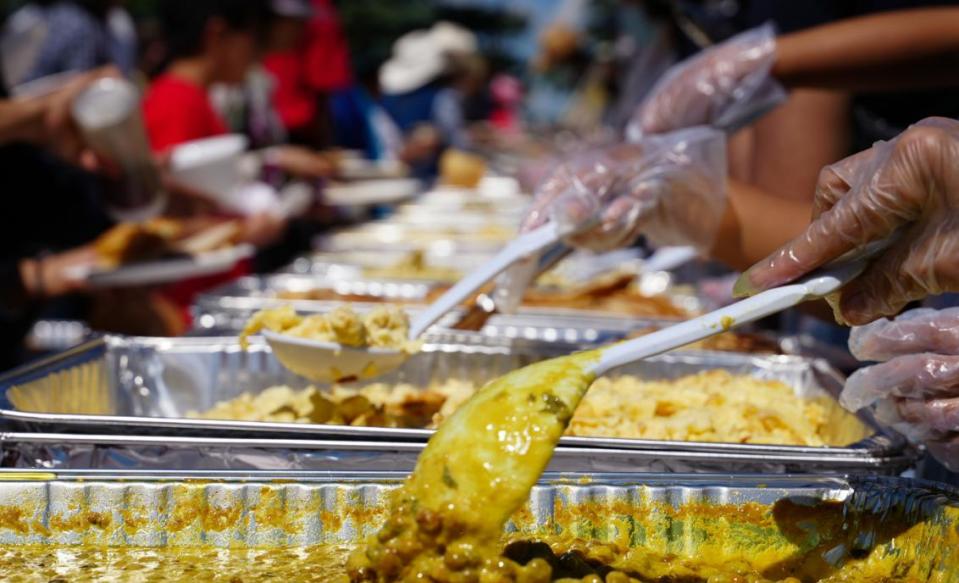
top-left (240, 305), bottom-right (417, 382)
top-left (246, 223), bottom-right (571, 383)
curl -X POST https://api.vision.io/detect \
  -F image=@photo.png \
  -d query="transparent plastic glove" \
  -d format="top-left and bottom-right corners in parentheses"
top-left (494, 127), bottom-right (726, 313)
top-left (736, 117), bottom-right (959, 325)
top-left (842, 307), bottom-right (959, 471)
top-left (519, 127), bottom-right (726, 253)
top-left (627, 23), bottom-right (786, 138)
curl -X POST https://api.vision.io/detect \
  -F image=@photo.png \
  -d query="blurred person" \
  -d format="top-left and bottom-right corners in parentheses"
top-left (142, 0), bottom-right (267, 151)
top-left (0, 67), bottom-right (119, 368)
top-left (259, 0), bottom-right (316, 145)
top-left (378, 22), bottom-right (479, 176)
top-left (489, 74), bottom-right (523, 131)
top-left (257, 0), bottom-right (351, 149)
top-left (525, 21), bottom-right (591, 128)
top-left (147, 0), bottom-right (336, 184)
top-left (141, 0), bottom-right (292, 325)
top-left (1, 0), bottom-right (137, 87)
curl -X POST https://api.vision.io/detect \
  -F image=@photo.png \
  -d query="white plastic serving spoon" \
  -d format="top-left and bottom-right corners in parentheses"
top-left (263, 222), bottom-right (572, 382)
top-left (587, 251), bottom-right (874, 377)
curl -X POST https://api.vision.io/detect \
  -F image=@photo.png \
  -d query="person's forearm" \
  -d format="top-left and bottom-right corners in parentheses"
top-left (0, 98), bottom-right (47, 146)
top-left (710, 178), bottom-right (812, 272)
top-left (773, 7), bottom-right (959, 91)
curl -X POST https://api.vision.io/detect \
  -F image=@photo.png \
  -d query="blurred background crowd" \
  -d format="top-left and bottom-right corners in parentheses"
top-left (3, 0), bottom-right (959, 372)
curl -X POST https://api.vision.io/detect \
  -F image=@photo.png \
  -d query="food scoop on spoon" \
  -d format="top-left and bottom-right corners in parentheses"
top-left (263, 222), bottom-right (570, 382)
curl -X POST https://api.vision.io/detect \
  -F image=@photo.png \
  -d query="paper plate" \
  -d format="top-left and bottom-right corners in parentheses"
top-left (322, 178), bottom-right (421, 206)
top-left (84, 245), bottom-right (254, 288)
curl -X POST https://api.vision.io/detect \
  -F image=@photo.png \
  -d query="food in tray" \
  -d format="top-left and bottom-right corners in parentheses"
top-left (93, 217), bottom-right (240, 267)
top-left (238, 305), bottom-right (413, 351)
top-left (627, 327), bottom-right (781, 353)
top-left (191, 370), bottom-right (844, 446)
top-left (189, 381), bottom-right (469, 427)
top-left (361, 250), bottom-right (464, 282)
top-left (569, 371), bottom-right (832, 445)
top-left (274, 272), bottom-right (691, 319)
top-left (521, 272), bottom-right (690, 318)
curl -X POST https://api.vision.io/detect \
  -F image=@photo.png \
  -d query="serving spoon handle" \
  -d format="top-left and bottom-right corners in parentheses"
top-left (408, 223), bottom-right (566, 339)
top-left (591, 254), bottom-right (872, 376)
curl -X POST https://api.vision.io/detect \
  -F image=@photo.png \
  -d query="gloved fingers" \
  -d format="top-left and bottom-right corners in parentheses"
top-left (896, 396), bottom-right (959, 438)
top-left (734, 140), bottom-right (924, 297)
top-left (733, 210), bottom-right (888, 297)
top-left (924, 435), bottom-right (959, 472)
top-left (631, 23), bottom-right (782, 136)
top-left (838, 221), bottom-right (959, 325)
top-left (849, 307), bottom-right (959, 361)
top-left (520, 165), bottom-right (580, 232)
top-left (565, 194), bottom-right (648, 252)
top-left (840, 353), bottom-right (959, 412)
top-left (811, 148), bottom-right (877, 219)
top-left (521, 152), bottom-right (622, 234)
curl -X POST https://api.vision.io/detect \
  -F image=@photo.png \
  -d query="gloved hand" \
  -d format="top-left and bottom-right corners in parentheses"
top-left (627, 23), bottom-right (786, 138)
top-left (736, 117), bottom-right (959, 325)
top-left (842, 308), bottom-right (959, 471)
top-left (519, 127), bottom-right (727, 253)
top-left (494, 127), bottom-right (726, 313)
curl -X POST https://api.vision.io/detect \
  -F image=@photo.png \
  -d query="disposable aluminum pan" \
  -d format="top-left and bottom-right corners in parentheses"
top-left (192, 273), bottom-right (695, 341)
top-left (0, 335), bottom-right (914, 474)
top-left (0, 471), bottom-right (954, 582)
top-left (316, 224), bottom-right (511, 254)
top-left (1, 432), bottom-right (905, 474)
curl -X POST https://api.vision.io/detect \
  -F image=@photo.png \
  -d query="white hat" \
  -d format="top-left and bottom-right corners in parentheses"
top-left (429, 21), bottom-right (477, 55)
top-left (379, 30), bottom-right (446, 94)
top-left (378, 23), bottom-right (478, 95)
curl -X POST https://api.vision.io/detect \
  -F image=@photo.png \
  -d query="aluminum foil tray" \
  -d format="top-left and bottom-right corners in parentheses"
top-left (0, 471), bottom-right (954, 582)
top-left (2, 432), bottom-right (894, 474)
top-left (0, 335), bottom-right (914, 474)
top-left (192, 272), bottom-right (696, 341)
top-left (316, 224), bottom-right (510, 254)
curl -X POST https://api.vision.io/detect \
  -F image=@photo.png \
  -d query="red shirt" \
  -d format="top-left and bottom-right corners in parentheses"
top-left (142, 74), bottom-right (228, 152)
top-left (304, 0), bottom-right (351, 91)
top-left (262, 51), bottom-right (316, 132)
top-left (140, 73), bottom-right (245, 326)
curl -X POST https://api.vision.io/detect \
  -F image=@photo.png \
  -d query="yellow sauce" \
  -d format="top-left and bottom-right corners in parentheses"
top-left (347, 350), bottom-right (602, 581)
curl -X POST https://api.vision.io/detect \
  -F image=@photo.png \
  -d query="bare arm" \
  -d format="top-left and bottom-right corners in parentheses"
top-left (0, 98), bottom-right (48, 146)
top-left (773, 7), bottom-right (959, 91)
top-left (711, 178), bottom-right (811, 272)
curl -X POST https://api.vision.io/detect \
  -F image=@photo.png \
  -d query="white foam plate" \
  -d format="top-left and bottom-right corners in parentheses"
top-left (83, 245), bottom-right (254, 288)
top-left (322, 178), bottom-right (421, 206)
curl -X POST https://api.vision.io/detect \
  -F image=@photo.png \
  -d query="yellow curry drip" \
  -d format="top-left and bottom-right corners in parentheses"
top-left (347, 350), bottom-right (602, 581)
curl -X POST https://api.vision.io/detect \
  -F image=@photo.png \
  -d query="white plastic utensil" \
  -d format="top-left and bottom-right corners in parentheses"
top-left (264, 222), bottom-right (570, 382)
top-left (587, 253), bottom-right (871, 377)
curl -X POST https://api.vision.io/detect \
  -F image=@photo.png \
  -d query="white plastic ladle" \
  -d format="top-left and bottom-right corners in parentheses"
top-left (263, 222), bottom-right (570, 382)
top-left (586, 252), bottom-right (872, 377)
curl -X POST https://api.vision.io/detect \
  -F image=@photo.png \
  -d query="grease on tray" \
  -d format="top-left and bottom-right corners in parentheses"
top-left (238, 305), bottom-right (414, 351)
top-left (0, 484), bottom-right (955, 582)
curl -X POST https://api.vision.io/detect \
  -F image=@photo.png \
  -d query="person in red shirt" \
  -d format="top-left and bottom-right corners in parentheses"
top-left (143, 1), bottom-right (266, 152)
top-left (141, 1), bottom-right (276, 327)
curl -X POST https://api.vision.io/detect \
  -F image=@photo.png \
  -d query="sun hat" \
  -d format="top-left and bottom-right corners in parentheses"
top-left (379, 22), bottom-right (478, 94)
